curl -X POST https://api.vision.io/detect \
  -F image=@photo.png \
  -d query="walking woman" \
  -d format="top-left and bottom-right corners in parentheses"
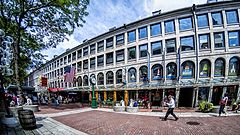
top-left (219, 93), bottom-right (228, 116)
top-left (163, 95), bottom-right (178, 121)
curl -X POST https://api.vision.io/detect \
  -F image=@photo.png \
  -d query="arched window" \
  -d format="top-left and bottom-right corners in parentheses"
top-left (116, 69), bottom-right (123, 84)
top-left (139, 66), bottom-right (148, 82)
top-left (83, 75), bottom-right (88, 86)
top-left (181, 61), bottom-right (195, 79)
top-left (166, 62), bottom-right (177, 79)
top-left (229, 57), bottom-right (240, 76)
top-left (151, 64), bottom-right (163, 80)
top-left (77, 76), bottom-right (82, 87)
top-left (97, 73), bottom-right (104, 85)
top-left (106, 71), bottom-right (114, 84)
top-left (214, 58), bottom-right (225, 77)
top-left (199, 59), bottom-right (211, 78)
top-left (128, 67), bottom-right (136, 83)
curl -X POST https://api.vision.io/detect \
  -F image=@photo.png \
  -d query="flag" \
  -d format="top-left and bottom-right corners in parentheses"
top-left (64, 66), bottom-right (76, 83)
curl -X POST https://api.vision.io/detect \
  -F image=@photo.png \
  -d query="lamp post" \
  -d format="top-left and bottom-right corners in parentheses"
top-left (0, 29), bottom-right (14, 117)
top-left (90, 75), bottom-right (97, 108)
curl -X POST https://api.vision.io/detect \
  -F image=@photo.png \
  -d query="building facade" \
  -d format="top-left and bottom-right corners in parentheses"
top-left (27, 1), bottom-right (240, 107)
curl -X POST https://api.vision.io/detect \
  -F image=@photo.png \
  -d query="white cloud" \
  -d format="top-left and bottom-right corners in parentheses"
top-left (43, 0), bottom-right (208, 61)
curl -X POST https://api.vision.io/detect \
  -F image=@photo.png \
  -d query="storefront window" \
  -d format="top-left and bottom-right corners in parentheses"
top-left (77, 76), bottom-right (82, 87)
top-left (152, 64), bottom-right (163, 80)
top-left (214, 58), bottom-right (225, 77)
top-left (116, 69), bottom-right (123, 84)
top-left (128, 67), bottom-right (136, 83)
top-left (83, 75), bottom-right (88, 86)
top-left (139, 66), bottom-right (148, 82)
top-left (228, 57), bottom-right (240, 76)
top-left (181, 61), bottom-right (195, 79)
top-left (166, 62), bottom-right (177, 79)
top-left (97, 73), bottom-right (104, 85)
top-left (106, 71), bottom-right (114, 84)
top-left (199, 59), bottom-right (211, 78)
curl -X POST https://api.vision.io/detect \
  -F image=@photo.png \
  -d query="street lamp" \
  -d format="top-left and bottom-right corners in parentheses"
top-left (89, 75), bottom-right (97, 108)
top-left (0, 29), bottom-right (14, 117)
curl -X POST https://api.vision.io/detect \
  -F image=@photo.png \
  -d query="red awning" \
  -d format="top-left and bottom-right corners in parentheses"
top-left (47, 88), bottom-right (64, 92)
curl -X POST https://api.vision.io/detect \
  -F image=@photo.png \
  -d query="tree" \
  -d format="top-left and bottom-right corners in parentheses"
top-left (0, 0), bottom-right (89, 93)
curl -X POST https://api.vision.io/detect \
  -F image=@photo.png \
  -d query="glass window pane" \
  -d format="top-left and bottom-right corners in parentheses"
top-left (128, 30), bottom-right (136, 42)
top-left (226, 10), bottom-right (239, 24)
top-left (165, 20), bottom-right (175, 33)
top-left (128, 47), bottom-right (136, 60)
top-left (128, 68), bottom-right (136, 82)
top-left (151, 23), bottom-right (161, 36)
top-left (97, 41), bottom-right (104, 52)
top-left (179, 17), bottom-right (192, 31)
top-left (228, 31), bottom-right (239, 47)
top-left (106, 37), bottom-right (113, 48)
top-left (116, 49), bottom-right (124, 62)
top-left (139, 44), bottom-right (148, 57)
top-left (229, 57), bottom-right (240, 76)
top-left (212, 12), bottom-right (223, 26)
top-left (139, 27), bottom-right (147, 39)
top-left (116, 34), bottom-right (124, 45)
top-left (106, 52), bottom-right (113, 64)
top-left (181, 61), bottom-right (194, 79)
top-left (214, 59), bottom-right (224, 77)
top-left (166, 63), bottom-right (177, 79)
top-left (152, 64), bottom-right (163, 80)
top-left (180, 36), bottom-right (194, 51)
top-left (139, 66), bottom-right (148, 82)
top-left (199, 34), bottom-right (210, 49)
top-left (116, 70), bottom-right (123, 84)
top-left (214, 32), bottom-right (225, 48)
top-left (197, 14), bottom-right (209, 28)
top-left (151, 41), bottom-right (162, 55)
top-left (97, 55), bottom-right (104, 67)
top-left (199, 60), bottom-right (211, 78)
top-left (165, 39), bottom-right (176, 53)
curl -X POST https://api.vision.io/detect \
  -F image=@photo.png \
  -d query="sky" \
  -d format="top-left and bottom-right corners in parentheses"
top-left (41, 0), bottom-right (207, 61)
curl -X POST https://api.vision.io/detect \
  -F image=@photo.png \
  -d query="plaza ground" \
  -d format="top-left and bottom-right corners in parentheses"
top-left (1, 103), bottom-right (240, 135)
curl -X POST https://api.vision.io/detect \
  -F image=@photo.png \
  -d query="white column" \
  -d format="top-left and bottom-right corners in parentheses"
top-left (208, 86), bottom-right (213, 102)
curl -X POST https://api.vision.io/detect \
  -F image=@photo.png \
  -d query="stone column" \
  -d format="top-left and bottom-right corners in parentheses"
top-left (193, 87), bottom-right (199, 107)
top-left (175, 88), bottom-right (180, 107)
top-left (222, 87), bottom-right (227, 98)
top-left (136, 90), bottom-right (139, 100)
top-left (236, 85), bottom-right (240, 102)
top-left (208, 86), bottom-right (213, 102)
top-left (113, 91), bottom-right (117, 102)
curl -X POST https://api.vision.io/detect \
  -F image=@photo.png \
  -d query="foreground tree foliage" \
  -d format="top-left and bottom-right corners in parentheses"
top-left (0, 0), bottom-right (89, 92)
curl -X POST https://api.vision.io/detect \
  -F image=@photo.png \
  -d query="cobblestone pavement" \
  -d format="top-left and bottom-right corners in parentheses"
top-left (52, 110), bottom-right (240, 135)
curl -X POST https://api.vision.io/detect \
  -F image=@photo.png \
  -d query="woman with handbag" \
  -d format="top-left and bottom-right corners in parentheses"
top-left (219, 93), bottom-right (228, 116)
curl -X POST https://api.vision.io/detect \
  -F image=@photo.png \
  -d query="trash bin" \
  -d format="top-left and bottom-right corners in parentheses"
top-left (18, 110), bottom-right (36, 130)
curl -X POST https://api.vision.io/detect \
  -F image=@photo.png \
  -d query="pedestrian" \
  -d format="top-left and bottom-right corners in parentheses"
top-left (219, 93), bottom-right (228, 116)
top-left (163, 95), bottom-right (178, 121)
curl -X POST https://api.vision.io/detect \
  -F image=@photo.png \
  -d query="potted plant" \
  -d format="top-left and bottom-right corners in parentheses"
top-left (199, 101), bottom-right (213, 113)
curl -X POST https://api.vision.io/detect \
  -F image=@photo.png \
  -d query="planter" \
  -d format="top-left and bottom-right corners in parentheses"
top-left (126, 106), bottom-right (138, 113)
top-left (113, 106), bottom-right (125, 112)
top-left (23, 105), bottom-right (39, 112)
top-left (212, 106), bottom-right (220, 113)
top-left (9, 106), bottom-right (23, 117)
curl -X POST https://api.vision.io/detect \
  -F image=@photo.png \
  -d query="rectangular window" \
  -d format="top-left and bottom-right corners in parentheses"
top-left (83, 60), bottom-right (88, 70)
top-left (83, 47), bottom-right (88, 56)
top-left (128, 47), bottom-right (136, 60)
top-left (179, 17), bottom-right (192, 31)
top-left (165, 20), bottom-right (175, 33)
top-left (116, 33), bottom-right (124, 45)
top-left (139, 44), bottom-right (148, 58)
top-left (116, 49), bottom-right (124, 62)
top-left (214, 32), bottom-right (225, 48)
top-left (151, 41), bottom-right (162, 55)
top-left (77, 62), bottom-right (82, 72)
top-left (68, 54), bottom-right (71, 63)
top-left (128, 30), bottom-right (136, 43)
top-left (90, 44), bottom-right (95, 54)
top-left (77, 49), bottom-right (82, 59)
top-left (226, 10), bottom-right (239, 24)
top-left (72, 52), bottom-right (76, 61)
top-left (228, 31), bottom-right (240, 47)
top-left (60, 58), bottom-right (63, 66)
top-left (97, 55), bottom-right (104, 67)
top-left (165, 39), bottom-right (176, 53)
top-left (197, 14), bottom-right (209, 28)
top-left (64, 56), bottom-right (67, 64)
top-left (150, 23), bottom-right (161, 36)
top-left (106, 37), bottom-right (113, 49)
top-left (212, 12), bottom-right (223, 26)
top-left (106, 52), bottom-right (113, 64)
top-left (90, 58), bottom-right (95, 69)
top-left (199, 34), bottom-right (210, 49)
top-left (97, 41), bottom-right (104, 52)
top-left (138, 27), bottom-right (147, 39)
top-left (180, 36), bottom-right (194, 51)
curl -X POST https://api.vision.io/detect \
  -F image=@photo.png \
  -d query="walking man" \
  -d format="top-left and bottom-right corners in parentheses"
top-left (163, 95), bottom-right (178, 121)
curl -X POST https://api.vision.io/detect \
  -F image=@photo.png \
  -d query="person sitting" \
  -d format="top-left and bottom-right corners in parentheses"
top-left (25, 96), bottom-right (33, 105)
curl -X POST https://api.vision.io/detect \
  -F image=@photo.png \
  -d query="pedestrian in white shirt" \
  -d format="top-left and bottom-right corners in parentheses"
top-left (163, 95), bottom-right (178, 121)
top-left (25, 96), bottom-right (32, 105)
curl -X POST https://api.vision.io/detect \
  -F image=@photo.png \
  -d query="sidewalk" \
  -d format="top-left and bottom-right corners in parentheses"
top-left (2, 107), bottom-right (240, 135)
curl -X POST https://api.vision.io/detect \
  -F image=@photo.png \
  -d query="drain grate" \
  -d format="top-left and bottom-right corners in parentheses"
top-left (186, 121), bottom-right (200, 125)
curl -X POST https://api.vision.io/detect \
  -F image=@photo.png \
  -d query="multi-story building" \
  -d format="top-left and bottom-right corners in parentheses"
top-left (26, 0), bottom-right (240, 107)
